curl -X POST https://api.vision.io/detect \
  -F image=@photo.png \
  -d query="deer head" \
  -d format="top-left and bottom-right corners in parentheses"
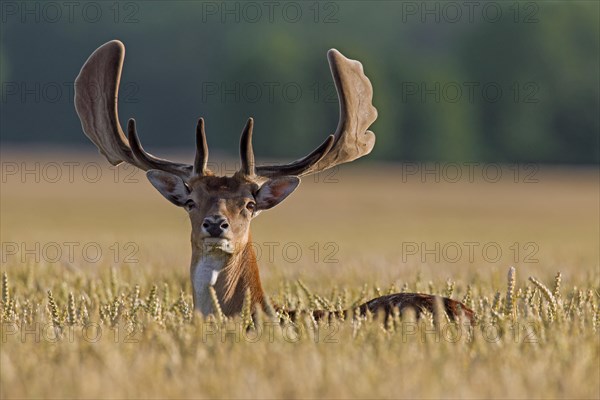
top-left (74, 40), bottom-right (377, 316)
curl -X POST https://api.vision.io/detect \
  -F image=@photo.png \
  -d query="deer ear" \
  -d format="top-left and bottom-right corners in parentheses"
top-left (255, 176), bottom-right (300, 210)
top-left (146, 170), bottom-right (190, 207)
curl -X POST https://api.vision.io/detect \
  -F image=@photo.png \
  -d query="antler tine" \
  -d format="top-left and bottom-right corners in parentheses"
top-left (257, 135), bottom-right (335, 179)
top-left (239, 118), bottom-right (255, 176)
top-left (126, 119), bottom-right (192, 176)
top-left (75, 40), bottom-right (193, 180)
top-left (127, 118), bottom-right (151, 169)
top-left (255, 48), bottom-right (377, 179)
top-left (194, 118), bottom-right (209, 175)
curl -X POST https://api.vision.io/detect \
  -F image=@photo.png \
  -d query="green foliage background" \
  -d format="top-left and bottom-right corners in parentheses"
top-left (1, 1), bottom-right (598, 163)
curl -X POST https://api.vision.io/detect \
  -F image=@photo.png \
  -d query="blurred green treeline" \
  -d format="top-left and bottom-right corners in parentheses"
top-left (1, 1), bottom-right (598, 164)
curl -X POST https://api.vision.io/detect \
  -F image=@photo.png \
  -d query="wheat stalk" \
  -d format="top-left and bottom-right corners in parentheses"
top-left (2, 272), bottom-right (9, 306)
top-left (505, 266), bottom-right (516, 317)
top-left (445, 278), bottom-right (455, 298)
top-left (529, 276), bottom-right (558, 321)
top-left (67, 292), bottom-right (76, 325)
top-left (240, 288), bottom-right (255, 330)
top-left (47, 290), bottom-right (61, 328)
top-left (209, 286), bottom-right (225, 324)
top-left (553, 272), bottom-right (562, 301)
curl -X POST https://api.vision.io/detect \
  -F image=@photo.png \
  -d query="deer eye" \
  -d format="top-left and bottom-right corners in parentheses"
top-left (184, 200), bottom-right (196, 211)
top-left (245, 201), bottom-right (256, 212)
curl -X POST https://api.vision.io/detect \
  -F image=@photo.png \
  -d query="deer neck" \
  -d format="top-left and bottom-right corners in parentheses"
top-left (190, 233), bottom-right (264, 316)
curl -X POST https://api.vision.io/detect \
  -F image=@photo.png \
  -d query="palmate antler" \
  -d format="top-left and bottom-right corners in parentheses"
top-left (247, 49), bottom-right (378, 178)
top-left (75, 40), bottom-right (377, 183)
top-left (74, 41), bottom-right (193, 179)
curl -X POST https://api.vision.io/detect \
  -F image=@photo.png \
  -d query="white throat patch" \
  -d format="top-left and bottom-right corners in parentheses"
top-left (192, 252), bottom-right (230, 315)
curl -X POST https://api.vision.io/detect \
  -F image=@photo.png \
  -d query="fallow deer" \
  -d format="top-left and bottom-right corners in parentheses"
top-left (74, 40), bottom-right (474, 323)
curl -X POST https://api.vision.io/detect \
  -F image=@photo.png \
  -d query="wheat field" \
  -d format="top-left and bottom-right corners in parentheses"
top-left (1, 151), bottom-right (599, 399)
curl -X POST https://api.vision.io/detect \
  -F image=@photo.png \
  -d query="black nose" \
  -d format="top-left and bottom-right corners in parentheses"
top-left (202, 217), bottom-right (230, 237)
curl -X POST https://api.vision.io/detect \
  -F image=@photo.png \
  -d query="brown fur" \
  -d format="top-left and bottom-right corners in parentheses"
top-left (276, 293), bottom-right (475, 324)
top-left (215, 240), bottom-right (265, 315)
